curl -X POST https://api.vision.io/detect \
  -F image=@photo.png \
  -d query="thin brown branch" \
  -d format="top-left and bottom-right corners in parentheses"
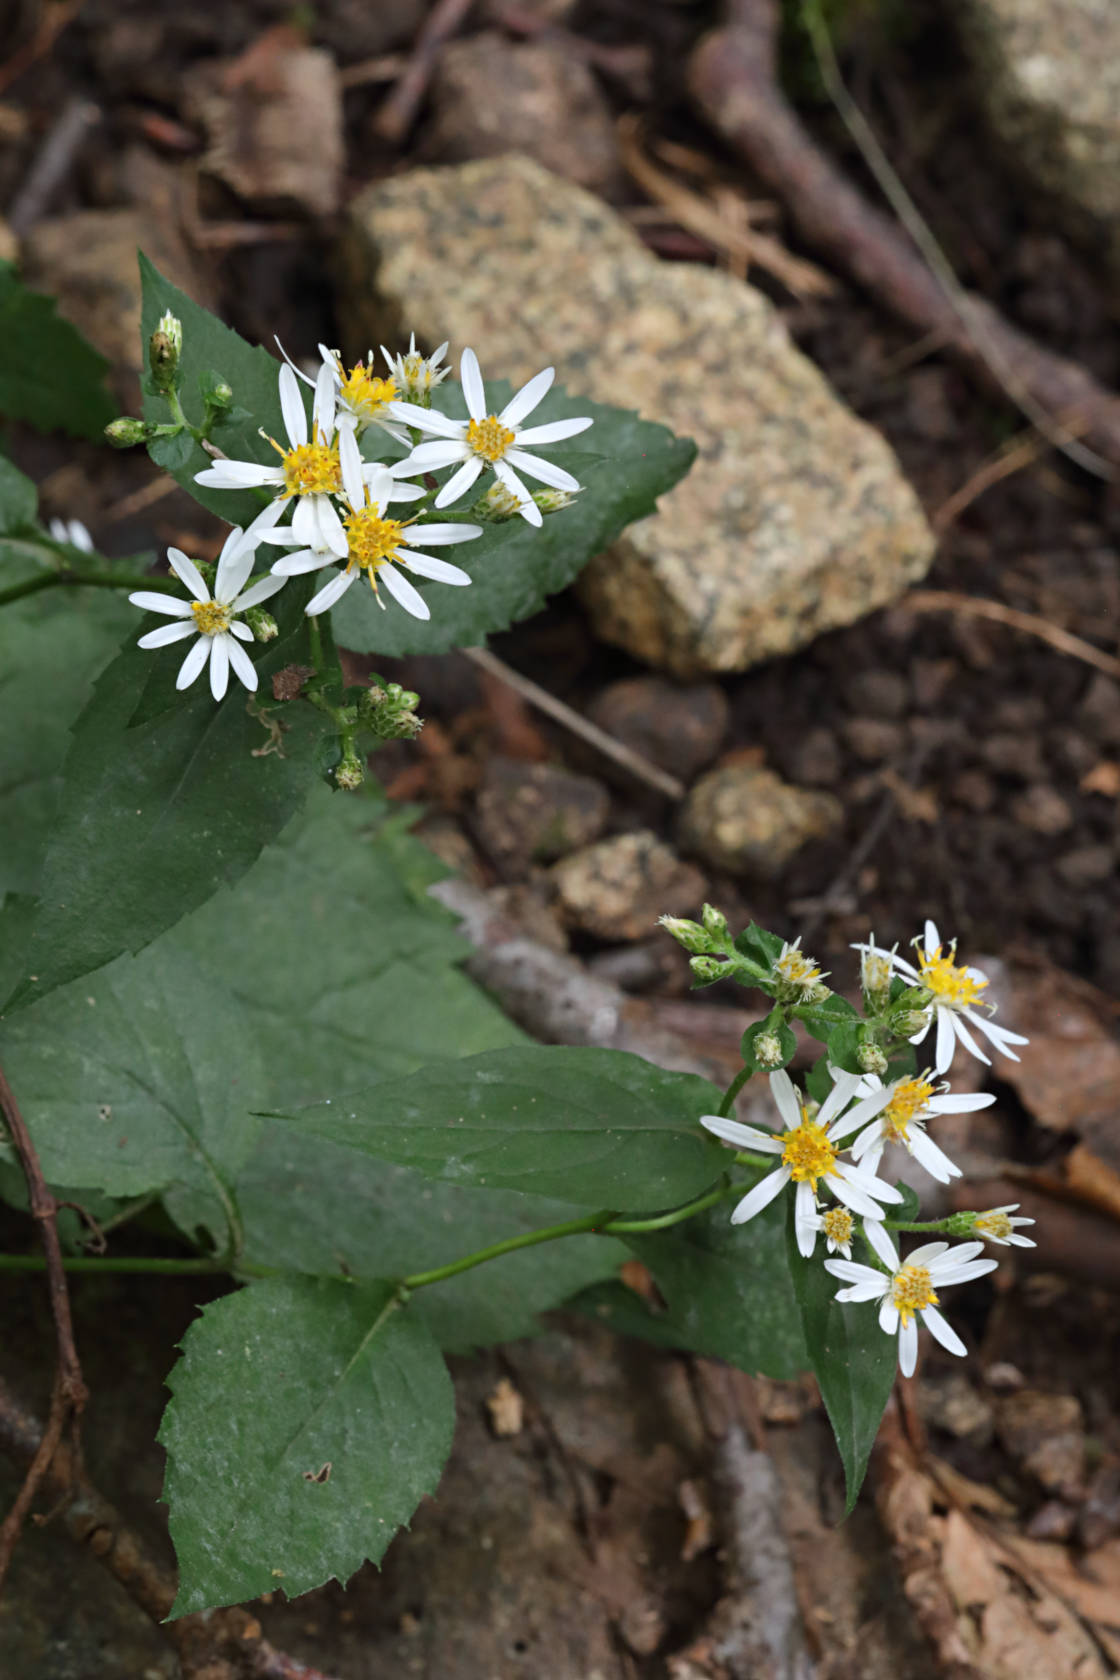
top-left (0, 1061), bottom-right (87, 1594)
top-left (902, 590), bottom-right (1120, 682)
top-left (373, 0), bottom-right (476, 144)
top-left (0, 0), bottom-right (85, 98)
top-left (7, 97), bottom-right (100, 235)
top-left (689, 0), bottom-right (1120, 471)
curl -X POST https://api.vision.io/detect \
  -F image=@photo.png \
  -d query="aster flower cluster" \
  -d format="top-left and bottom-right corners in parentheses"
top-left (663, 908), bottom-right (1036, 1380)
top-left (128, 332), bottom-right (591, 702)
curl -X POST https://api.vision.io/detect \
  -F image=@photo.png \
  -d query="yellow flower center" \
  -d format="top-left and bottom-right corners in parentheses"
top-left (879, 1075), bottom-right (936, 1143)
top-left (918, 945), bottom-right (987, 1011)
top-left (338, 363), bottom-right (397, 423)
top-left (861, 949), bottom-right (893, 993)
top-left (343, 506), bottom-right (406, 584)
top-left (822, 1207), bottom-right (853, 1245)
top-left (467, 414), bottom-right (515, 463)
top-left (191, 599), bottom-right (231, 636)
top-left (281, 440), bottom-right (342, 497)
top-left (891, 1264), bottom-right (938, 1325)
top-left (975, 1211), bottom-right (1012, 1240)
top-left (774, 948), bottom-right (822, 991)
top-left (780, 1117), bottom-right (836, 1190)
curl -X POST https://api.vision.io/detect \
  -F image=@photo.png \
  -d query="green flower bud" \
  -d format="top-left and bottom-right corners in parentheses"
top-left (659, 915), bottom-right (711, 955)
top-left (334, 752), bottom-right (364, 791)
top-left (700, 903), bottom-right (730, 943)
top-left (689, 954), bottom-right (728, 984)
top-left (243, 606), bottom-right (278, 643)
top-left (157, 310), bottom-right (183, 356)
top-left (105, 415), bottom-right (150, 448)
top-left (532, 488), bottom-right (577, 514)
top-left (892, 1008), bottom-right (931, 1038)
top-left (944, 1210), bottom-right (979, 1238)
top-left (754, 1031), bottom-right (784, 1069)
top-left (471, 482), bottom-right (523, 523)
top-left (803, 981), bottom-right (833, 1005)
top-left (149, 314), bottom-right (183, 394)
top-left (359, 680), bottom-right (423, 740)
top-left (857, 1042), bottom-right (889, 1077)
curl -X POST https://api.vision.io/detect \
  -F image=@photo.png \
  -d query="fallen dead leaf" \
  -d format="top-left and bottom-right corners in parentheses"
top-left (997, 962), bottom-right (1120, 1171)
top-left (1063, 1144), bottom-right (1120, 1224)
top-left (1001, 1534), bottom-right (1120, 1631)
top-left (678, 1477), bottom-right (714, 1562)
top-left (928, 1454), bottom-right (1017, 1518)
top-left (1080, 761), bottom-right (1120, 797)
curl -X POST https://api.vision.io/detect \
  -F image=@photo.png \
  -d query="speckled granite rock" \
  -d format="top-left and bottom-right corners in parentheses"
top-left (951, 0), bottom-right (1120, 268)
top-left (550, 830), bottom-right (705, 941)
top-left (338, 155), bottom-right (935, 678)
top-left (679, 766), bottom-right (842, 878)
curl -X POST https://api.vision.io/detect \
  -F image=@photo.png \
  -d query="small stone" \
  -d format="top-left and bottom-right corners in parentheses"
top-left (1027, 1500), bottom-right (1078, 1542)
top-left (787, 726), bottom-right (842, 786)
top-left (919, 1372), bottom-right (994, 1447)
top-left (951, 769), bottom-right (996, 812)
top-left (339, 155), bottom-right (935, 679)
top-left (1077, 1463), bottom-right (1120, 1550)
top-left (1055, 843), bottom-right (1115, 885)
top-left (485, 1377), bottom-right (524, 1438)
top-left (1010, 783), bottom-right (1074, 835)
top-left (844, 669), bottom-right (909, 718)
top-left (981, 731), bottom-right (1048, 781)
top-left (910, 657), bottom-right (957, 709)
top-left (488, 883), bottom-right (570, 953)
top-left (841, 717), bottom-right (906, 763)
top-left (587, 677), bottom-right (728, 782)
top-left (473, 756), bottom-right (610, 877)
top-left (1078, 673), bottom-right (1120, 746)
top-left (991, 695), bottom-right (1047, 731)
top-left (1047, 726), bottom-right (1099, 778)
top-left (996, 1390), bottom-right (1085, 1495)
top-left (678, 765), bottom-right (842, 878)
top-left (423, 32), bottom-right (621, 198)
top-left (551, 831), bottom-right (705, 941)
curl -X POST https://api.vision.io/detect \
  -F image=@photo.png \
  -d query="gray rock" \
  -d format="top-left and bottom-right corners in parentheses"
top-left (338, 155), bottom-right (935, 678)
top-left (587, 676), bottom-right (728, 782)
top-left (422, 32), bottom-right (621, 198)
top-left (473, 755), bottom-right (610, 877)
top-left (550, 830), bottom-right (705, 941)
top-left (951, 0), bottom-right (1120, 269)
top-left (679, 765), bottom-right (841, 879)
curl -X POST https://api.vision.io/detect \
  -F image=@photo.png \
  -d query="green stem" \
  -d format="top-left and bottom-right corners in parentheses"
top-left (307, 613), bottom-right (323, 674)
top-left (882, 1218), bottom-right (954, 1233)
top-left (400, 1209), bottom-right (619, 1292)
top-left (0, 1254), bottom-right (272, 1276)
top-left (0, 571), bottom-right (180, 610)
top-left (165, 387), bottom-right (203, 444)
top-left (718, 1065), bottom-right (754, 1117)
top-left (605, 1179), bottom-right (736, 1232)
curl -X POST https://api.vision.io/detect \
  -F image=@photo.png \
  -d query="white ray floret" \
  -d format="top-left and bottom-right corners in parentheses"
top-left (825, 1231), bottom-right (997, 1378)
top-left (973, 1204), bottom-right (1036, 1248)
top-left (129, 523), bottom-right (285, 702)
top-left (268, 450), bottom-right (480, 622)
top-left (831, 1070), bottom-right (996, 1185)
top-left (381, 333), bottom-right (451, 402)
top-left (390, 347), bottom-right (592, 528)
top-left (275, 337), bottom-right (412, 445)
top-left (194, 363), bottom-right (354, 559)
top-left (853, 920), bottom-right (1029, 1075)
top-left (701, 1067), bottom-right (903, 1257)
top-left (49, 517), bottom-right (94, 551)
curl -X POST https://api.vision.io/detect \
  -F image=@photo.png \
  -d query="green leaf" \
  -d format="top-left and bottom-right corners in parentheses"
top-left (161, 1276), bottom-right (454, 1615)
top-left (237, 1130), bottom-right (624, 1354)
top-left (592, 1198), bottom-right (806, 1377)
top-left (787, 1207), bottom-right (895, 1511)
top-left (0, 940), bottom-right (265, 1246)
top-left (733, 922), bottom-right (782, 970)
top-left (269, 1046), bottom-right (726, 1209)
top-left (0, 575), bottom-right (133, 900)
top-left (330, 379), bottom-right (695, 658)
top-left (0, 262), bottom-right (116, 439)
top-left (0, 457), bottom-right (38, 534)
top-left (139, 253), bottom-right (290, 529)
top-left (2, 579), bottom-right (328, 1013)
top-left (825, 1020), bottom-right (864, 1075)
top-left (796, 992), bottom-right (859, 1042)
top-left (803, 1055), bottom-right (833, 1106)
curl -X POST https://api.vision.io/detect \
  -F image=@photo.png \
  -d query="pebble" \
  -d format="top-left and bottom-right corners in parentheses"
top-left (844, 669), bottom-right (910, 718)
top-left (550, 831), bottom-right (705, 942)
top-left (1009, 783), bottom-right (1074, 835)
top-left (678, 765), bottom-right (842, 878)
top-left (472, 756), bottom-right (610, 878)
top-left (1055, 843), bottom-right (1115, 886)
top-left (981, 731), bottom-right (1049, 781)
top-left (787, 726), bottom-right (843, 787)
top-left (841, 717), bottom-right (906, 763)
top-left (1078, 674), bottom-right (1120, 747)
top-left (587, 677), bottom-right (728, 783)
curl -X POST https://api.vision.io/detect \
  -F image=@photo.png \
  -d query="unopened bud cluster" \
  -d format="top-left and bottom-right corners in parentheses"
top-left (360, 682), bottom-right (422, 741)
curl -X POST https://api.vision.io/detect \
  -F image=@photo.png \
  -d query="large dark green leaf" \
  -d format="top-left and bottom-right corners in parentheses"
top-left (0, 263), bottom-right (115, 439)
top-left (1, 579), bottom-right (328, 1013)
top-left (786, 1209), bottom-right (896, 1512)
top-left (269, 1046), bottom-right (726, 1209)
top-left (332, 379), bottom-right (695, 657)
top-left (0, 457), bottom-right (38, 533)
top-left (161, 1276), bottom-right (454, 1615)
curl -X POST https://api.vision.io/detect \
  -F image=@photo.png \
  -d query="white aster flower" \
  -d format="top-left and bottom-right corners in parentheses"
top-left (832, 1070), bottom-right (995, 1185)
top-left (381, 332), bottom-right (451, 403)
top-left (275, 337), bottom-right (411, 446)
top-left (770, 936), bottom-right (829, 1003)
top-left (854, 919), bottom-right (1029, 1075)
top-left (128, 524), bottom-right (285, 701)
top-left (268, 452), bottom-right (479, 622)
top-left (49, 517), bottom-right (94, 551)
top-left (825, 1232), bottom-right (997, 1378)
top-left (195, 362), bottom-right (355, 559)
top-left (804, 1203), bottom-right (860, 1260)
top-left (973, 1204), bottom-right (1036, 1248)
top-left (390, 347), bottom-right (592, 528)
top-left (701, 1067), bottom-right (903, 1257)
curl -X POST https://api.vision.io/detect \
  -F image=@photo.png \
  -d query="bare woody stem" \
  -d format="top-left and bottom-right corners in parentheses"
top-left (0, 1060), bottom-right (88, 1595)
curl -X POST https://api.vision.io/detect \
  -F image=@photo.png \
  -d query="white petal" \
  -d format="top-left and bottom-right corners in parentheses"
top-left (194, 462), bottom-right (283, 488)
top-left (700, 1114), bottom-right (783, 1151)
top-left (927, 1092), bottom-right (997, 1113)
top-left (795, 1182), bottom-right (817, 1257)
top-left (137, 620), bottom-right (197, 648)
top-left (339, 425), bottom-right (365, 511)
top-left (898, 1317), bottom-right (918, 1377)
top-left (504, 448), bottom-right (580, 492)
top-left (387, 401), bottom-right (463, 438)
top-left (314, 494), bottom-right (349, 559)
top-left (208, 636), bottom-right (229, 701)
top-left (176, 635), bottom-right (210, 691)
top-left (924, 920), bottom-right (940, 957)
top-left (493, 460), bottom-right (541, 525)
top-left (500, 365), bottom-right (553, 427)
top-left (408, 440), bottom-right (471, 472)
top-left (863, 1219), bottom-right (899, 1269)
top-left (817, 1065), bottom-right (864, 1129)
top-left (305, 569), bottom-right (355, 616)
top-left (513, 417), bottom-right (593, 445)
top-left (363, 465), bottom-right (395, 515)
top-left (129, 591), bottom-right (193, 617)
top-left (234, 572), bottom-right (287, 611)
top-left (907, 1241), bottom-right (951, 1267)
top-left (827, 1083), bottom-right (895, 1142)
top-left (826, 1173), bottom-right (889, 1219)
top-left (401, 551), bottom-right (471, 585)
top-left (272, 549), bottom-right (332, 576)
top-left (407, 521), bottom-right (482, 545)
top-left (166, 547), bottom-right (210, 603)
top-left (858, 1139), bottom-right (885, 1178)
top-left (230, 621), bottom-right (254, 641)
top-left (934, 1007), bottom-right (956, 1073)
top-left (729, 1166), bottom-right (791, 1225)
top-left (879, 1297), bottom-right (899, 1335)
top-left (932, 1257), bottom-right (998, 1286)
top-left (920, 1305), bottom-right (966, 1358)
top-left (385, 476), bottom-right (426, 500)
top-left (279, 363), bottom-right (308, 449)
top-left (950, 1011), bottom-right (990, 1067)
top-left (838, 1164), bottom-right (903, 1202)
top-left (459, 348), bottom-right (487, 422)
top-left (908, 1128), bottom-right (962, 1184)
top-left (379, 561), bottom-right (429, 620)
top-left (274, 336), bottom-right (316, 388)
top-left (768, 1069), bottom-right (802, 1132)
top-left (224, 633), bottom-right (257, 692)
top-left (835, 1280), bottom-right (890, 1304)
top-left (825, 1259), bottom-right (885, 1287)
top-left (965, 1011), bottom-right (1029, 1056)
top-left (312, 361), bottom-right (336, 440)
top-left (215, 534), bottom-right (255, 606)
top-left (435, 456), bottom-right (483, 508)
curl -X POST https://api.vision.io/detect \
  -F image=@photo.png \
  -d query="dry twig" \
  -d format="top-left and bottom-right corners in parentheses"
top-left (0, 1062), bottom-right (87, 1595)
top-left (689, 0), bottom-right (1120, 470)
top-left (374, 0), bottom-right (475, 144)
top-left (902, 591), bottom-right (1120, 682)
top-left (7, 97), bottom-right (100, 235)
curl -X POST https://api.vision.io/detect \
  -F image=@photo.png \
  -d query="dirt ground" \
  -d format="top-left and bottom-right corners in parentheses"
top-left (2, 0), bottom-right (1120, 1675)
